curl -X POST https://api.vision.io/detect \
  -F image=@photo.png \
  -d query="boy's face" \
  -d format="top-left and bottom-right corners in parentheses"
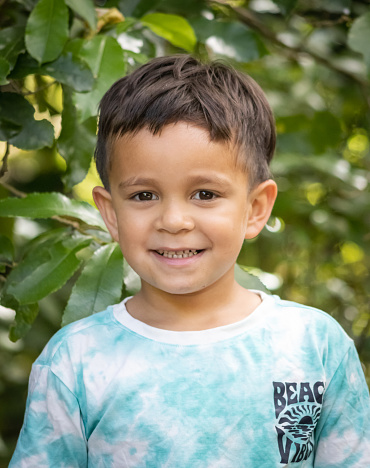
top-left (93, 123), bottom-right (276, 298)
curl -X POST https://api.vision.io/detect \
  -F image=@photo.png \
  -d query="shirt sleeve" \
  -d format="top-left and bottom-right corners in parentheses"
top-left (314, 342), bottom-right (370, 467)
top-left (9, 363), bottom-right (87, 468)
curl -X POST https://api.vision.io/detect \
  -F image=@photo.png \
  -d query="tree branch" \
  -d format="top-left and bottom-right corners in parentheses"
top-left (210, 1), bottom-right (370, 105)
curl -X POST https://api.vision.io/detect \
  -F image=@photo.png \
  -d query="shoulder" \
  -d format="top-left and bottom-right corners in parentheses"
top-left (260, 293), bottom-right (354, 372)
top-left (264, 293), bottom-right (352, 343)
top-left (36, 306), bottom-right (120, 366)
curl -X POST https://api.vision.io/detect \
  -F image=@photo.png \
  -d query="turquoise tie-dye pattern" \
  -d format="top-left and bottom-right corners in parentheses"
top-left (10, 293), bottom-right (370, 467)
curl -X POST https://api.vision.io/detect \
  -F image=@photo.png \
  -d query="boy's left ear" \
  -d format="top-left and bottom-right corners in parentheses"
top-left (244, 179), bottom-right (277, 240)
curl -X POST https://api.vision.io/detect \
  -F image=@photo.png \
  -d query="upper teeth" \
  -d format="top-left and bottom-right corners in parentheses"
top-left (157, 249), bottom-right (199, 258)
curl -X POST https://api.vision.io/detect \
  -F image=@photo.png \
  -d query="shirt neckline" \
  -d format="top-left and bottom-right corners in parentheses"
top-left (112, 290), bottom-right (273, 345)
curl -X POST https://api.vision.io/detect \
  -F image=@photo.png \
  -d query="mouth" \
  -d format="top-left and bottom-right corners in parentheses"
top-left (155, 249), bottom-right (203, 259)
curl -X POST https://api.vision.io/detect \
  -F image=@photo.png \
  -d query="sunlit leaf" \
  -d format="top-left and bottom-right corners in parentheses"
top-left (0, 192), bottom-right (106, 230)
top-left (0, 92), bottom-right (54, 150)
top-left (235, 264), bottom-right (270, 293)
top-left (73, 35), bottom-right (126, 120)
top-left (65, 0), bottom-right (97, 30)
top-left (25, 0), bottom-right (69, 63)
top-left (3, 232), bottom-right (91, 305)
top-left (62, 243), bottom-right (123, 326)
top-left (348, 12), bottom-right (370, 74)
top-left (58, 86), bottom-right (97, 189)
top-left (141, 13), bottom-right (196, 52)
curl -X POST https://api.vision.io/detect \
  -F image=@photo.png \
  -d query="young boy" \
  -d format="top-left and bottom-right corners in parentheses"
top-left (10, 55), bottom-right (370, 467)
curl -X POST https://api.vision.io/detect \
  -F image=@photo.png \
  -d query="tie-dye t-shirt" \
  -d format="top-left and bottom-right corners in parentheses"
top-left (10, 292), bottom-right (370, 467)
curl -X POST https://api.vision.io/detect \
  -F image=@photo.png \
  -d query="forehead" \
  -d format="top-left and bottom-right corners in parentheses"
top-left (109, 123), bottom-right (245, 174)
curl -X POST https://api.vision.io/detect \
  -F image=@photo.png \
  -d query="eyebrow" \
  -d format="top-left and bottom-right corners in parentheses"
top-left (118, 174), bottom-right (233, 190)
top-left (118, 177), bottom-right (157, 190)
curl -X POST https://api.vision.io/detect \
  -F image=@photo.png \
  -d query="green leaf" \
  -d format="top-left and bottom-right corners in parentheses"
top-left (4, 232), bottom-right (91, 305)
top-left (234, 264), bottom-right (270, 293)
top-left (64, 0), bottom-right (97, 30)
top-left (0, 93), bottom-right (54, 150)
top-left (141, 13), bottom-right (196, 52)
top-left (73, 35), bottom-right (126, 120)
top-left (57, 86), bottom-right (97, 189)
top-left (62, 243), bottom-right (123, 326)
top-left (190, 18), bottom-right (261, 62)
top-left (0, 235), bottom-right (14, 265)
top-left (0, 57), bottom-right (10, 85)
top-left (123, 259), bottom-right (141, 296)
top-left (9, 51), bottom-right (94, 92)
top-left (118, 0), bottom-right (161, 18)
top-left (9, 303), bottom-right (39, 342)
top-left (348, 12), bottom-right (370, 75)
top-left (0, 192), bottom-right (106, 230)
top-left (0, 25), bottom-right (26, 70)
top-left (25, 0), bottom-right (69, 63)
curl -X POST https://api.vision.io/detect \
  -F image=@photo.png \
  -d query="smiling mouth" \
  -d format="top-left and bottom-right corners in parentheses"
top-left (156, 249), bottom-right (202, 259)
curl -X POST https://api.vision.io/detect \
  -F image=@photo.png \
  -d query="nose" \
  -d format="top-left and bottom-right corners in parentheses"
top-left (154, 201), bottom-right (195, 233)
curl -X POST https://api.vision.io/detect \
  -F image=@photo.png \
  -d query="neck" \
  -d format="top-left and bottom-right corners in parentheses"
top-left (126, 274), bottom-right (261, 331)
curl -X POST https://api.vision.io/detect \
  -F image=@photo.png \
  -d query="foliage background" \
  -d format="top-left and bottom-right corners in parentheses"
top-left (0, 0), bottom-right (369, 464)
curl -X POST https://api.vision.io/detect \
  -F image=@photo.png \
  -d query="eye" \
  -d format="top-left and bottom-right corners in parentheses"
top-left (193, 190), bottom-right (217, 201)
top-left (133, 192), bottom-right (158, 201)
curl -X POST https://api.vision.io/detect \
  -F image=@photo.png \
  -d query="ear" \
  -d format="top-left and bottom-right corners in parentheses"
top-left (92, 186), bottom-right (119, 242)
top-left (244, 179), bottom-right (277, 240)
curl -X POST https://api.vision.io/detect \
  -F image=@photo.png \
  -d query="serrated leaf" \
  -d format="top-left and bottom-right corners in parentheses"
top-left (57, 86), bottom-right (97, 189)
top-left (348, 12), bottom-right (370, 74)
top-left (235, 264), bottom-right (270, 293)
top-left (4, 233), bottom-right (91, 304)
top-left (0, 192), bottom-right (106, 230)
top-left (0, 235), bottom-right (14, 265)
top-left (0, 57), bottom-right (10, 85)
top-left (191, 17), bottom-right (261, 62)
top-left (0, 92), bottom-right (54, 150)
top-left (9, 303), bottom-right (39, 342)
top-left (65, 0), bottom-right (97, 30)
top-left (62, 243), bottom-right (123, 326)
top-left (73, 35), bottom-right (126, 120)
top-left (0, 25), bottom-right (26, 70)
top-left (141, 13), bottom-right (196, 52)
top-left (25, 0), bottom-right (69, 63)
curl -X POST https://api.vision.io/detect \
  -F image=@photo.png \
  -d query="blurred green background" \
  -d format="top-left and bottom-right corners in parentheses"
top-left (0, 0), bottom-right (369, 465)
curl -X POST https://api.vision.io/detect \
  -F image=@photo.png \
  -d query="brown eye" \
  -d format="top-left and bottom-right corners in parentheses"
top-left (195, 191), bottom-right (215, 200)
top-left (135, 192), bottom-right (157, 201)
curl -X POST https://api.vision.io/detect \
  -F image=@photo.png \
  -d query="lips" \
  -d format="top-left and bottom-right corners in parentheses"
top-left (156, 249), bottom-right (201, 259)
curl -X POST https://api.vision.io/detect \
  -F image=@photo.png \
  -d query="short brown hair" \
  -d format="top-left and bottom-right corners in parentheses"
top-left (95, 54), bottom-right (275, 190)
